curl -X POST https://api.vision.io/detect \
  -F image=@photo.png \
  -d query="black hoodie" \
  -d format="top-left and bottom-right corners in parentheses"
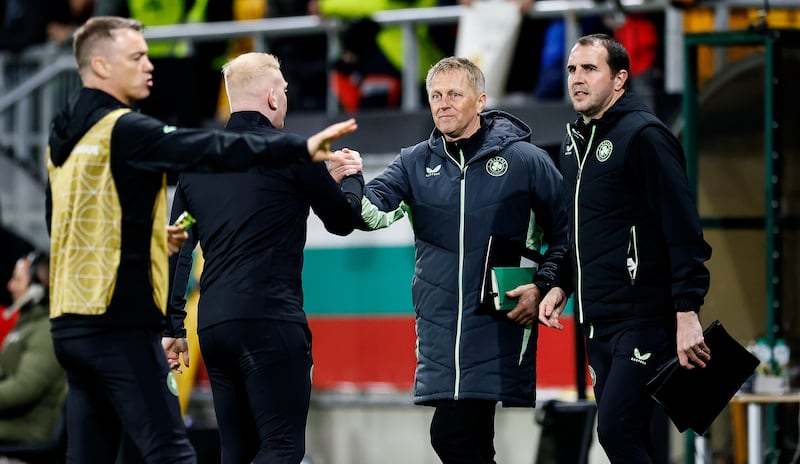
top-left (558, 92), bottom-right (711, 334)
top-left (46, 88), bottom-right (312, 338)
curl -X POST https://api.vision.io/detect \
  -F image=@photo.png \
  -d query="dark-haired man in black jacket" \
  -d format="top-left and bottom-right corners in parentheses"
top-left (539, 34), bottom-right (712, 463)
top-left (166, 52), bottom-right (364, 464)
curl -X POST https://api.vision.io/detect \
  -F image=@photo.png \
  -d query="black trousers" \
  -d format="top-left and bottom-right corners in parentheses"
top-left (586, 322), bottom-right (672, 463)
top-left (53, 329), bottom-right (196, 464)
top-left (430, 399), bottom-right (497, 464)
top-left (199, 319), bottom-right (313, 464)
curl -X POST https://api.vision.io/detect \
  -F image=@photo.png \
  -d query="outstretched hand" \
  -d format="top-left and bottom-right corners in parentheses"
top-left (307, 118), bottom-right (358, 163)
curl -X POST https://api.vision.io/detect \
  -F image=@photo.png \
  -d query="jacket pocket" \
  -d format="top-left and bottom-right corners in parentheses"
top-left (626, 225), bottom-right (638, 285)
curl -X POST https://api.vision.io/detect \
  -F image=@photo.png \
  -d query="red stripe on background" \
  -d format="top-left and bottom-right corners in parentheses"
top-left (308, 315), bottom-right (587, 391)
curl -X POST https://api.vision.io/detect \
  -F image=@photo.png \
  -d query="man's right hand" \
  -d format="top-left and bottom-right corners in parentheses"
top-left (328, 148), bottom-right (363, 184)
top-left (538, 286), bottom-right (567, 330)
top-left (307, 118), bottom-right (358, 163)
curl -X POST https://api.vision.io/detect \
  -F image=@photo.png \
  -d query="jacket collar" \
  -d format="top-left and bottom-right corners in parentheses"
top-left (225, 111), bottom-right (275, 130)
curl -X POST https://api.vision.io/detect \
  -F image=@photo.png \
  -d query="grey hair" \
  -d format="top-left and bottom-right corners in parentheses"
top-left (425, 56), bottom-right (485, 96)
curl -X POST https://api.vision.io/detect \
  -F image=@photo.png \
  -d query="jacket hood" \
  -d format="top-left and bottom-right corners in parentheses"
top-left (427, 109), bottom-right (532, 158)
top-left (49, 88), bottom-right (129, 167)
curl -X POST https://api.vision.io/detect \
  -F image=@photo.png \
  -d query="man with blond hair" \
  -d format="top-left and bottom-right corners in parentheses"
top-left (166, 52), bottom-right (364, 464)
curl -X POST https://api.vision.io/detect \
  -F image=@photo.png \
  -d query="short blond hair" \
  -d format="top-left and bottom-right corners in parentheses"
top-left (222, 52), bottom-right (282, 96)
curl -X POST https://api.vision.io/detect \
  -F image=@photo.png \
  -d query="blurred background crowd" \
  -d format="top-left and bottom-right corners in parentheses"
top-left (0, 0), bottom-right (670, 123)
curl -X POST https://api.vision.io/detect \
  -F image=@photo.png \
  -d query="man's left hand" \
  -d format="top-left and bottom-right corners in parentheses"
top-left (506, 283), bottom-right (541, 326)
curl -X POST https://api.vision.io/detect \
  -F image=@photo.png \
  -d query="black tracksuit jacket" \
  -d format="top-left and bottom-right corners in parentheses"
top-left (558, 92), bottom-right (711, 334)
top-left (166, 111), bottom-right (364, 335)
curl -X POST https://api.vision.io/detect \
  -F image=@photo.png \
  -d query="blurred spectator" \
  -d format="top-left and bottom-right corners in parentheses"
top-left (0, 227), bottom-right (32, 348)
top-left (0, 223), bottom-right (33, 311)
top-left (330, 18), bottom-right (402, 113)
top-left (457, 0), bottom-right (541, 99)
top-left (0, 0), bottom-right (94, 52)
top-left (0, 0), bottom-right (49, 52)
top-left (531, 12), bottom-right (610, 101)
top-left (95, 0), bottom-right (233, 128)
top-left (0, 253), bottom-right (67, 445)
top-left (46, 0), bottom-right (95, 45)
top-left (532, 18), bottom-right (565, 100)
top-left (267, 0), bottom-right (328, 112)
top-left (319, 0), bottom-right (445, 108)
top-left (611, 12), bottom-right (662, 111)
top-left (430, 0), bottom-right (458, 56)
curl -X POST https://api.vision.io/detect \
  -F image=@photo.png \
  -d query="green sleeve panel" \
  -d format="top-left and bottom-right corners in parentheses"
top-left (360, 197), bottom-right (407, 230)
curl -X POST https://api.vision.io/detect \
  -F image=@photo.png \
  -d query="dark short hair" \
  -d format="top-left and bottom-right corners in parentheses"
top-left (73, 16), bottom-right (144, 72)
top-left (576, 34), bottom-right (630, 89)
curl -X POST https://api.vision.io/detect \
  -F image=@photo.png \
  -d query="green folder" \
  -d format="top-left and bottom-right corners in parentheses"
top-left (490, 266), bottom-right (537, 311)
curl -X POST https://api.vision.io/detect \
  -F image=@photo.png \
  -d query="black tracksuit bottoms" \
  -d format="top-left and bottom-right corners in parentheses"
top-left (199, 318), bottom-right (313, 464)
top-left (585, 322), bottom-right (673, 463)
top-left (430, 398), bottom-right (498, 464)
top-left (53, 329), bottom-right (196, 464)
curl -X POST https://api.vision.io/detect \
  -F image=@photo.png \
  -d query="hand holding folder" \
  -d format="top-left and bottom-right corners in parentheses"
top-left (646, 320), bottom-right (759, 435)
top-left (490, 266), bottom-right (537, 311)
top-left (479, 234), bottom-right (542, 309)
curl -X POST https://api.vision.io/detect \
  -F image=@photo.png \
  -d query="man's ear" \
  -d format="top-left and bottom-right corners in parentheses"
top-left (476, 92), bottom-right (487, 113)
top-left (90, 56), bottom-right (111, 79)
top-left (267, 88), bottom-right (277, 110)
top-left (614, 69), bottom-right (629, 91)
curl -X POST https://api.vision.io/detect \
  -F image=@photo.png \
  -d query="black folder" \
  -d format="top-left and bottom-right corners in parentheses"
top-left (478, 234), bottom-right (543, 309)
top-left (646, 320), bottom-right (759, 435)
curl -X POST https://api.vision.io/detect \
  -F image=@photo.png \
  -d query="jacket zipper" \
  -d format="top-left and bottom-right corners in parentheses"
top-left (567, 123), bottom-right (596, 328)
top-left (445, 142), bottom-right (467, 399)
